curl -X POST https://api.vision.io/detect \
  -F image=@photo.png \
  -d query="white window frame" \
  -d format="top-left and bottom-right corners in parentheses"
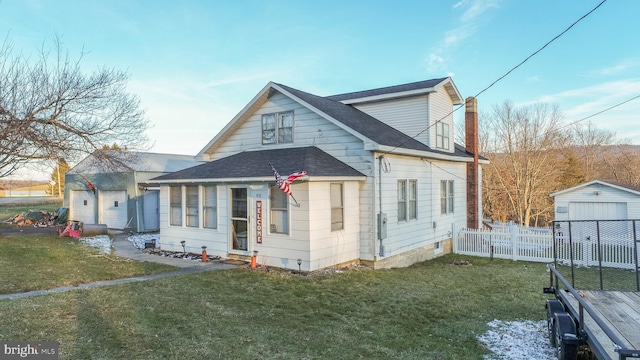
top-left (330, 183), bottom-right (344, 231)
top-left (436, 122), bottom-right (450, 150)
top-left (409, 179), bottom-right (417, 220)
top-left (269, 186), bottom-right (289, 235)
top-left (185, 185), bottom-right (199, 228)
top-left (398, 179), bottom-right (417, 222)
top-left (440, 180), bottom-right (454, 214)
top-left (203, 185), bottom-right (217, 229)
top-left (169, 186), bottom-right (182, 226)
top-left (397, 180), bottom-right (407, 222)
top-left (262, 111), bottom-right (293, 144)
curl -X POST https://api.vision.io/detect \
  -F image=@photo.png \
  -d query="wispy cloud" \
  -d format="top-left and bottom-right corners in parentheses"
top-left (586, 58), bottom-right (640, 77)
top-left (456, 0), bottom-right (501, 22)
top-left (526, 79), bottom-right (640, 143)
top-left (426, 0), bottom-right (502, 73)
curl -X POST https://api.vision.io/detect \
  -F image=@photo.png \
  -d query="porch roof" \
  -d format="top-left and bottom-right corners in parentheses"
top-left (151, 146), bottom-right (366, 182)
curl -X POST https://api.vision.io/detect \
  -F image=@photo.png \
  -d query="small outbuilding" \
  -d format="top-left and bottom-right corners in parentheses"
top-left (550, 180), bottom-right (640, 221)
top-left (64, 151), bottom-right (203, 231)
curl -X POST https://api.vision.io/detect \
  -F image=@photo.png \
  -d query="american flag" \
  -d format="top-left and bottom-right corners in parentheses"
top-left (79, 174), bottom-right (96, 194)
top-left (270, 163), bottom-right (307, 196)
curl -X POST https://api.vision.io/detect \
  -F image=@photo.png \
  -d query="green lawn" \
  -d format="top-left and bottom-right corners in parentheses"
top-left (0, 253), bottom-right (550, 360)
top-left (0, 235), bottom-right (177, 294)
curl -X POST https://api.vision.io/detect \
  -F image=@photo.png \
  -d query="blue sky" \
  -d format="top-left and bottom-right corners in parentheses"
top-left (2, 0), bottom-right (640, 172)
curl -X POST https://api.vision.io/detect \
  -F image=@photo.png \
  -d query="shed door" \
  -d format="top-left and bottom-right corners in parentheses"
top-left (99, 190), bottom-right (128, 229)
top-left (569, 202), bottom-right (628, 220)
top-left (143, 190), bottom-right (160, 231)
top-left (70, 190), bottom-right (96, 224)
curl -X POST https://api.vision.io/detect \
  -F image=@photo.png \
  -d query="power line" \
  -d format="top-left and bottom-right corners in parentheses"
top-left (380, 0), bottom-right (607, 157)
top-left (485, 93), bottom-right (640, 154)
top-left (558, 94), bottom-right (640, 132)
top-left (425, 160), bottom-right (467, 182)
top-left (472, 0), bottom-right (607, 100)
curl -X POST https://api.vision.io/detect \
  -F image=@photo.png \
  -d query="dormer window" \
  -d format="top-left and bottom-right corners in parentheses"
top-left (436, 122), bottom-right (449, 150)
top-left (262, 111), bottom-right (293, 144)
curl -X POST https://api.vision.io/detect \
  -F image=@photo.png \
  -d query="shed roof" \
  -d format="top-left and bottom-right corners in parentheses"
top-left (68, 151), bottom-right (203, 174)
top-left (550, 179), bottom-right (640, 197)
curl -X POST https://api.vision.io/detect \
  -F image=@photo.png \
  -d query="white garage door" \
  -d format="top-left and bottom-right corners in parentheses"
top-left (569, 202), bottom-right (628, 220)
top-left (70, 190), bottom-right (96, 224)
top-left (143, 190), bottom-right (160, 231)
top-left (99, 190), bottom-right (128, 229)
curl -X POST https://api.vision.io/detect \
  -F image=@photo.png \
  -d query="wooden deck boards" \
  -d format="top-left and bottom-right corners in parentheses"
top-left (564, 290), bottom-right (640, 360)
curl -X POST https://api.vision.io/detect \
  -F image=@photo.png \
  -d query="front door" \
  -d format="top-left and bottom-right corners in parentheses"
top-left (230, 188), bottom-right (248, 251)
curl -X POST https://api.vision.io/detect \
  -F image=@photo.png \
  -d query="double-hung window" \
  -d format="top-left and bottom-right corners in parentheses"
top-left (440, 180), bottom-right (454, 214)
top-left (397, 180), bottom-right (407, 222)
top-left (330, 183), bottom-right (344, 231)
top-left (408, 180), bottom-right (417, 220)
top-left (398, 180), bottom-right (418, 222)
top-left (262, 111), bottom-right (293, 144)
top-left (203, 185), bottom-right (217, 229)
top-left (186, 186), bottom-right (199, 227)
top-left (170, 186), bottom-right (182, 226)
top-left (436, 122), bottom-right (450, 150)
top-left (269, 186), bottom-right (289, 234)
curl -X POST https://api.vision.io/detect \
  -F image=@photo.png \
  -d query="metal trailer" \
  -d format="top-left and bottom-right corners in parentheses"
top-left (543, 220), bottom-right (640, 360)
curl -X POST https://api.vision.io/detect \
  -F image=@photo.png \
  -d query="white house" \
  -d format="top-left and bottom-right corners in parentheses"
top-left (550, 180), bottom-right (640, 221)
top-left (152, 78), bottom-right (488, 271)
top-left (64, 151), bottom-right (202, 231)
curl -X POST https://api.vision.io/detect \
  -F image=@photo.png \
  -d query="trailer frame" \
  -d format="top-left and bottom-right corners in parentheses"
top-left (544, 219), bottom-right (640, 360)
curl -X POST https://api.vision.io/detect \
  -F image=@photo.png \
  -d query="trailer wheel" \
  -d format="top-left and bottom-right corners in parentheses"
top-left (554, 312), bottom-right (578, 360)
top-left (546, 299), bottom-right (565, 346)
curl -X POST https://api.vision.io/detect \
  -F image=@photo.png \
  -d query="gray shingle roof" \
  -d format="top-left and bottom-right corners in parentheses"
top-left (276, 82), bottom-right (475, 158)
top-left (276, 83), bottom-right (432, 152)
top-left (325, 78), bottom-right (448, 102)
top-left (152, 146), bottom-right (365, 181)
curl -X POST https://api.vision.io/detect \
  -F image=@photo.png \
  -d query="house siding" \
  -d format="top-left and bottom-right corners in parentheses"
top-left (308, 181), bottom-right (360, 270)
top-left (370, 154), bottom-right (466, 268)
top-left (352, 95), bottom-right (430, 145)
top-left (429, 88), bottom-right (455, 153)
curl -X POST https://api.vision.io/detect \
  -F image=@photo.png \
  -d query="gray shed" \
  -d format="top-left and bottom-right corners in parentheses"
top-left (64, 151), bottom-right (203, 231)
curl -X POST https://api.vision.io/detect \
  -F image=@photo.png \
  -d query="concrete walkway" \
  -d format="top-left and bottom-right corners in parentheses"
top-left (0, 233), bottom-right (238, 300)
top-left (111, 233), bottom-right (236, 269)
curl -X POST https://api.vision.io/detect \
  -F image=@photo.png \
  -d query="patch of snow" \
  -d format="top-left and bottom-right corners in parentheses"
top-left (79, 235), bottom-right (112, 254)
top-left (128, 233), bottom-right (160, 249)
top-left (478, 319), bottom-right (555, 360)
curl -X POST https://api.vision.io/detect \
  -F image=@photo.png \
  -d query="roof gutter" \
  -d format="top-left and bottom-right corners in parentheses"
top-left (370, 145), bottom-right (490, 164)
top-left (152, 175), bottom-right (367, 185)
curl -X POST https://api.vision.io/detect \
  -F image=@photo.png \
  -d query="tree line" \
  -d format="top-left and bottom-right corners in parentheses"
top-left (479, 100), bottom-right (639, 227)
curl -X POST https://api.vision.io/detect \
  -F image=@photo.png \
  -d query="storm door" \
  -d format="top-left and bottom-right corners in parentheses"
top-left (230, 188), bottom-right (248, 251)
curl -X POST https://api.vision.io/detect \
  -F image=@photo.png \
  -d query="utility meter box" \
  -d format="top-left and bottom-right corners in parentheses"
top-left (377, 213), bottom-right (388, 239)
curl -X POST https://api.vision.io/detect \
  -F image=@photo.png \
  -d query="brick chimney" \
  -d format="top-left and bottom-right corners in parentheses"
top-left (465, 96), bottom-right (480, 229)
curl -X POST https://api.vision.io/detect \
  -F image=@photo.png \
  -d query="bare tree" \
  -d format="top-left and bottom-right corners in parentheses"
top-left (482, 101), bottom-right (566, 226)
top-left (570, 121), bottom-right (615, 179)
top-left (0, 36), bottom-right (150, 178)
top-left (601, 142), bottom-right (640, 187)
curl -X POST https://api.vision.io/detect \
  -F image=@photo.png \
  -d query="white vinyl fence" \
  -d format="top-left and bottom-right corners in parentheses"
top-left (455, 225), bottom-right (554, 262)
top-left (455, 221), bottom-right (640, 270)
